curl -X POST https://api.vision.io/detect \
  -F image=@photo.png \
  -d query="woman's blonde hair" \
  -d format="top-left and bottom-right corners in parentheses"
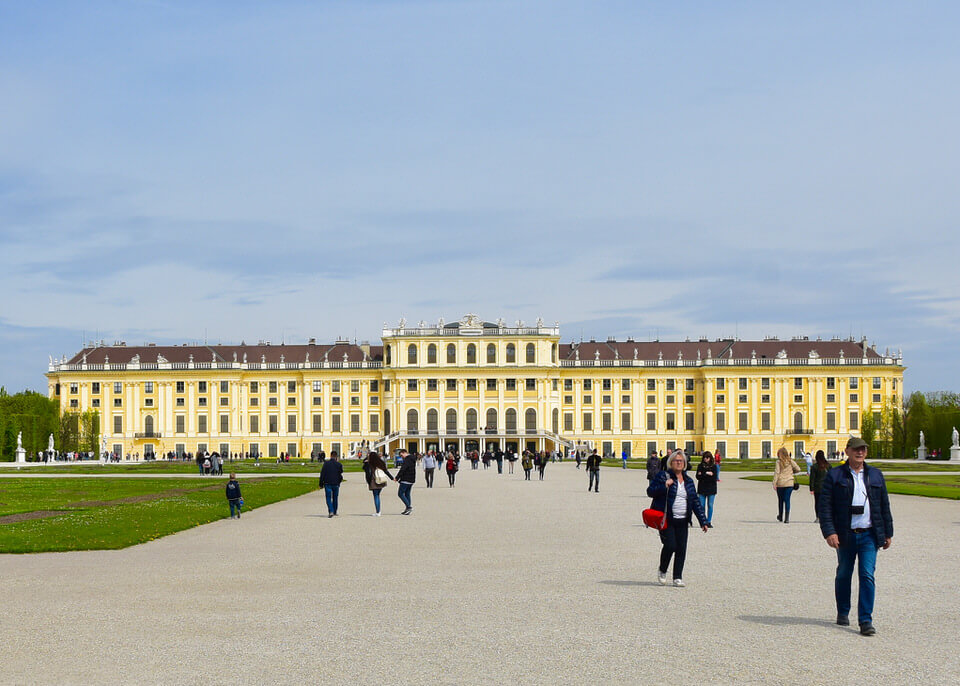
top-left (229, 472), bottom-right (236, 479)
top-left (776, 447), bottom-right (790, 462)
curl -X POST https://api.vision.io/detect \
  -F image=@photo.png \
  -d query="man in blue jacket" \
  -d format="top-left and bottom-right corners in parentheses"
top-left (818, 436), bottom-right (894, 636)
top-left (319, 451), bottom-right (344, 518)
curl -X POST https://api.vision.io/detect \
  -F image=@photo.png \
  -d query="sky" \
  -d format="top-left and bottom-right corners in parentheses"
top-left (1, 1), bottom-right (958, 393)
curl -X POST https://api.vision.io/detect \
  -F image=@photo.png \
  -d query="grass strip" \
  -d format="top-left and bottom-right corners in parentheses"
top-left (741, 474), bottom-right (960, 500)
top-left (0, 477), bottom-right (317, 553)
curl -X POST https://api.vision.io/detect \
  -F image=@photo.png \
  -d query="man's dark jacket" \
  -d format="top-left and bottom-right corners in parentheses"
top-left (396, 456), bottom-right (417, 483)
top-left (646, 456), bottom-right (661, 481)
top-left (319, 459), bottom-right (344, 487)
top-left (818, 462), bottom-right (893, 547)
top-left (586, 454), bottom-right (602, 471)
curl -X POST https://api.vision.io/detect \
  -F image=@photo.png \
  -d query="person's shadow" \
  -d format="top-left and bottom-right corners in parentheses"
top-left (738, 615), bottom-right (837, 628)
top-left (599, 580), bottom-right (663, 587)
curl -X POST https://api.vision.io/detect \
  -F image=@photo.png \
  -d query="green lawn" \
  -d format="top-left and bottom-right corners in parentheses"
top-left (0, 477), bottom-right (318, 553)
top-left (3, 458), bottom-right (366, 474)
top-left (742, 474), bottom-right (960, 500)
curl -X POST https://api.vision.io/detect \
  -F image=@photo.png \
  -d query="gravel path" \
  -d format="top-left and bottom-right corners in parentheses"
top-left (2, 463), bottom-right (959, 685)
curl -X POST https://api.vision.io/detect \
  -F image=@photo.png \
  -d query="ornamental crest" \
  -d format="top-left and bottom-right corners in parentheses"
top-left (460, 313), bottom-right (482, 328)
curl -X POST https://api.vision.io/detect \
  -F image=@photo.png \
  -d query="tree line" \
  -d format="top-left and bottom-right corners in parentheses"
top-left (863, 391), bottom-right (960, 459)
top-left (0, 389), bottom-right (100, 460)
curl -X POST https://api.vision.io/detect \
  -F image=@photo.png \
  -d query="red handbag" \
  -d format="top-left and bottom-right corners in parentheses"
top-left (642, 507), bottom-right (667, 530)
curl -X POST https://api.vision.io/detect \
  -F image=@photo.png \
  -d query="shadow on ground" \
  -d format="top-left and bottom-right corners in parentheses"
top-left (738, 615), bottom-right (836, 628)
top-left (599, 580), bottom-right (663, 587)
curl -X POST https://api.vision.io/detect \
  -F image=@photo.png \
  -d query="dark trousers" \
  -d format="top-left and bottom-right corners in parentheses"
top-left (588, 469), bottom-right (600, 491)
top-left (538, 465), bottom-right (546, 480)
top-left (659, 517), bottom-right (690, 580)
top-left (524, 468), bottom-right (531, 480)
top-left (776, 486), bottom-right (794, 519)
top-left (447, 471), bottom-right (456, 486)
top-left (324, 484), bottom-right (339, 515)
top-left (424, 469), bottom-right (434, 488)
top-left (497, 458), bottom-right (503, 474)
top-left (813, 491), bottom-right (820, 519)
top-left (398, 482), bottom-right (413, 509)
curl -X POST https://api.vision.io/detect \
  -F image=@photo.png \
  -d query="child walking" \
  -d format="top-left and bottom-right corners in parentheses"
top-left (226, 472), bottom-right (243, 519)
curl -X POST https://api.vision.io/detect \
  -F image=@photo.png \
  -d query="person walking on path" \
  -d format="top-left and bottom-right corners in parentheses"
top-left (575, 450), bottom-right (582, 470)
top-left (445, 453), bottom-right (458, 487)
top-left (507, 449), bottom-right (517, 474)
top-left (362, 451), bottom-right (393, 516)
top-left (621, 449), bottom-right (629, 469)
top-left (695, 452), bottom-right (718, 527)
top-left (423, 451), bottom-right (437, 488)
top-left (537, 451), bottom-right (548, 480)
top-left (818, 436), bottom-right (894, 636)
top-left (586, 449), bottom-right (601, 492)
top-left (647, 450), bottom-right (709, 587)
top-left (646, 450), bottom-right (661, 483)
top-left (495, 448), bottom-right (504, 474)
top-left (225, 472), bottom-right (243, 519)
top-left (395, 449), bottom-right (417, 514)
top-left (773, 447), bottom-right (801, 523)
top-left (521, 451), bottom-right (533, 480)
top-left (809, 450), bottom-right (830, 523)
top-left (319, 451), bottom-right (344, 517)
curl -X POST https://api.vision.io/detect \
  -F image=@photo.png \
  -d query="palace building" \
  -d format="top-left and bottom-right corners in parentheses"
top-left (46, 314), bottom-right (904, 460)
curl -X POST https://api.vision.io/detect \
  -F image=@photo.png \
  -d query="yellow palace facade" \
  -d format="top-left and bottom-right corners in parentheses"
top-left (47, 315), bottom-right (904, 460)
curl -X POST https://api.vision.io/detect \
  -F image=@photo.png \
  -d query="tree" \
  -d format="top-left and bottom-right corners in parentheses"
top-left (0, 390), bottom-right (60, 461)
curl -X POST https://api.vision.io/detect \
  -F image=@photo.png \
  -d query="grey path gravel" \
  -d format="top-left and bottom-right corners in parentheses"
top-left (2, 463), bottom-right (959, 685)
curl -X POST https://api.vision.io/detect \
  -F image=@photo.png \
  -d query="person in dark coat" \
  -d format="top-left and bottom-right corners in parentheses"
top-left (362, 451), bottom-right (393, 516)
top-left (647, 450), bottom-right (708, 587)
top-left (394, 449), bottom-right (417, 514)
top-left (585, 449), bottom-right (602, 492)
top-left (646, 450), bottom-right (661, 482)
top-left (225, 472), bottom-right (242, 519)
top-left (809, 450), bottom-right (830, 523)
top-left (818, 437), bottom-right (893, 636)
top-left (695, 452), bottom-right (718, 527)
top-left (319, 451), bottom-right (344, 517)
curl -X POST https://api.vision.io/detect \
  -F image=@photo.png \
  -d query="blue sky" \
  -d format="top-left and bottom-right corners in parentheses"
top-left (1, 1), bottom-right (958, 393)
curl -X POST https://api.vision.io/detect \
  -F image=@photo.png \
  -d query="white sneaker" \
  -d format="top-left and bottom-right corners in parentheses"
top-left (373, 512), bottom-right (381, 517)
top-left (658, 571), bottom-right (667, 585)
top-left (673, 578), bottom-right (685, 587)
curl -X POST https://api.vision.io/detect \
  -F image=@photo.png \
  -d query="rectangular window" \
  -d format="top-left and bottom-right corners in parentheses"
top-left (582, 413), bottom-right (593, 431)
top-left (220, 396), bottom-right (229, 406)
top-left (716, 378), bottom-right (725, 390)
top-left (827, 440), bottom-right (837, 458)
top-left (176, 397), bottom-right (185, 407)
top-left (91, 382), bottom-right (100, 394)
top-left (350, 414), bottom-right (360, 432)
top-left (602, 441), bottom-right (613, 456)
top-left (114, 382), bottom-right (122, 394)
top-left (176, 381), bottom-right (185, 393)
top-left (370, 380), bottom-right (379, 392)
top-left (198, 415), bottom-right (208, 433)
top-left (826, 394), bottom-right (835, 403)
top-left (407, 379), bottom-right (417, 391)
top-left (370, 414), bottom-right (379, 432)
top-left (761, 394), bottom-right (770, 404)
top-left (506, 379), bottom-right (517, 391)
top-left (564, 379), bottom-right (573, 391)
top-left (312, 381), bottom-right (322, 392)
top-left (761, 412), bottom-right (770, 431)
top-left (287, 443), bottom-right (297, 457)
top-left (331, 381), bottom-right (340, 393)
top-left (287, 415), bottom-right (296, 433)
top-left (715, 441), bottom-right (726, 458)
top-left (350, 396), bottom-right (359, 406)
top-left (647, 441), bottom-right (658, 456)
top-left (794, 395), bottom-right (803, 403)
top-left (143, 381), bottom-right (153, 393)
top-left (647, 395), bottom-right (656, 404)
top-left (621, 412), bottom-right (631, 431)
top-left (268, 443), bottom-right (278, 458)
top-left (428, 379), bottom-right (439, 392)
top-left (466, 379), bottom-right (477, 391)
top-left (268, 415), bottom-right (278, 433)
top-left (288, 381), bottom-right (296, 393)
top-left (526, 378), bottom-right (536, 391)
top-left (198, 381), bottom-right (207, 393)
top-left (739, 394), bottom-right (748, 403)
top-left (312, 414), bottom-right (322, 432)
top-left (826, 377), bottom-right (835, 390)
top-left (250, 415), bottom-right (259, 433)
top-left (666, 379), bottom-right (675, 391)
top-left (312, 396), bottom-right (321, 406)
top-left (486, 379), bottom-right (497, 391)
top-left (220, 415), bottom-right (229, 433)
top-left (384, 380), bottom-right (390, 392)
top-left (739, 377), bottom-right (747, 390)
top-left (583, 379), bottom-right (592, 391)
top-left (849, 377), bottom-right (859, 389)
top-left (332, 415), bottom-right (341, 432)
top-left (646, 412), bottom-right (656, 431)
top-left (715, 413), bottom-right (725, 431)
top-left (198, 397), bottom-right (207, 407)
top-left (564, 394), bottom-right (573, 405)
top-left (849, 412), bottom-right (859, 430)
top-left (602, 379), bottom-right (612, 391)
top-left (369, 396), bottom-right (379, 405)
top-left (622, 379), bottom-right (631, 390)
top-left (602, 413), bottom-right (612, 431)
top-left (647, 379), bottom-right (655, 391)
top-left (794, 377), bottom-right (803, 389)
top-left (583, 395), bottom-right (592, 404)
top-left (850, 394), bottom-right (858, 403)
top-left (350, 380), bottom-right (360, 393)
top-left (685, 379), bottom-right (694, 391)
top-left (446, 379), bottom-right (457, 391)
top-left (762, 441), bottom-right (772, 459)
top-left (144, 398), bottom-right (154, 407)
top-left (738, 412), bottom-right (748, 431)
top-left (622, 395), bottom-right (631, 404)
top-left (666, 395), bottom-right (675, 404)
top-left (716, 395), bottom-right (724, 404)
top-left (761, 378), bottom-right (770, 390)
top-left (601, 395), bottom-right (611, 404)
top-left (826, 412), bottom-right (836, 430)
top-left (873, 377), bottom-right (881, 390)
top-left (685, 412), bottom-right (694, 431)
top-left (219, 380), bottom-right (228, 393)
top-left (666, 413), bottom-right (675, 431)
top-left (91, 399), bottom-right (100, 408)
top-left (69, 399), bottom-right (78, 408)
top-left (739, 441), bottom-right (750, 460)
top-left (113, 415), bottom-right (122, 433)
top-left (564, 412), bottom-right (573, 432)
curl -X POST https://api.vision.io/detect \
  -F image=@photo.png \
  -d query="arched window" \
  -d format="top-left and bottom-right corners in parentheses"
top-left (466, 408), bottom-right (478, 431)
top-left (385, 345), bottom-right (391, 365)
top-left (407, 344), bottom-right (417, 365)
top-left (506, 343), bottom-right (516, 363)
top-left (486, 408), bottom-right (498, 431)
top-left (486, 343), bottom-right (496, 364)
top-left (552, 408), bottom-right (559, 433)
top-left (794, 412), bottom-right (803, 432)
top-left (427, 343), bottom-right (437, 364)
top-left (505, 408), bottom-right (517, 432)
top-left (427, 408), bottom-right (439, 433)
top-left (525, 408), bottom-right (537, 432)
top-left (384, 409), bottom-right (391, 434)
top-left (551, 343), bottom-right (557, 364)
top-left (467, 344), bottom-right (477, 364)
top-left (446, 343), bottom-right (456, 364)
top-left (446, 409), bottom-right (457, 434)
top-left (526, 343), bottom-right (536, 363)
top-left (144, 416), bottom-right (154, 434)
top-left (407, 409), bottom-right (419, 432)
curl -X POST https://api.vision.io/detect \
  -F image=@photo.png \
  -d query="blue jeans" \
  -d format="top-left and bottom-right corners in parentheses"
top-left (622, 458), bottom-right (628, 469)
top-left (398, 482), bottom-right (412, 509)
top-left (836, 529), bottom-right (880, 624)
top-left (372, 488), bottom-right (382, 513)
top-left (229, 499), bottom-right (242, 518)
top-left (776, 486), bottom-right (794, 519)
top-left (324, 484), bottom-right (340, 515)
top-left (698, 494), bottom-right (715, 523)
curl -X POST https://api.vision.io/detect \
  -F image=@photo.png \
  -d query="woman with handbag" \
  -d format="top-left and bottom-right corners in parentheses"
top-left (695, 452), bottom-right (718, 528)
top-left (809, 449), bottom-right (830, 523)
top-left (362, 451), bottom-right (394, 517)
top-left (646, 450), bottom-right (708, 587)
top-left (773, 447), bottom-right (802, 523)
